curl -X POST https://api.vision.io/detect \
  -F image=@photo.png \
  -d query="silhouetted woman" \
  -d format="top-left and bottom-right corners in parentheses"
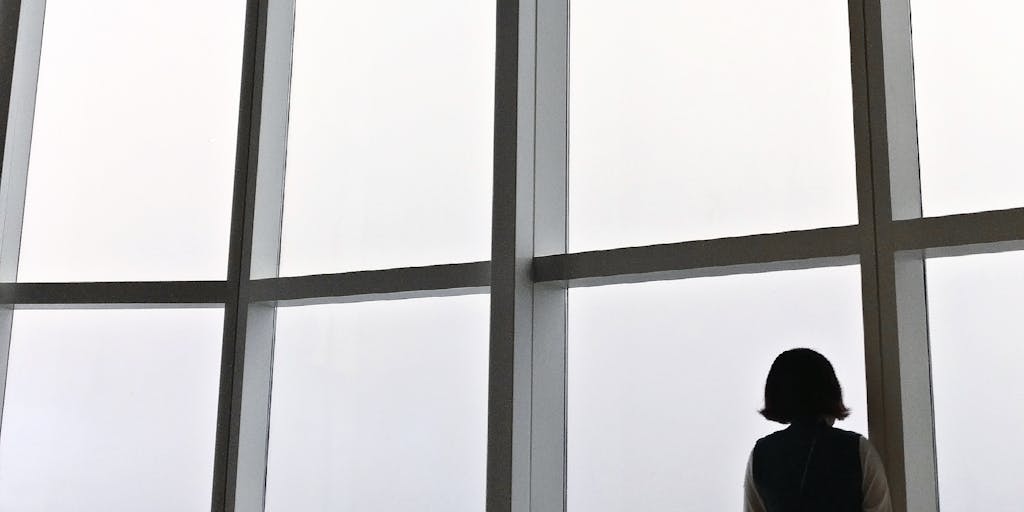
top-left (744, 348), bottom-right (892, 512)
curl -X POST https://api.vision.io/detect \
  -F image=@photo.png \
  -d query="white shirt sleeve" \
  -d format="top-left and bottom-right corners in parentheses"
top-left (744, 451), bottom-right (768, 512)
top-left (859, 436), bottom-right (893, 512)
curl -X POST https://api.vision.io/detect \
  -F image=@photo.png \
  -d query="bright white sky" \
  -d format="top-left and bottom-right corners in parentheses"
top-left (0, 308), bottom-right (223, 512)
top-left (927, 251), bottom-right (1024, 511)
top-left (569, 0), bottom-right (859, 251)
top-left (16, 0), bottom-right (243, 282)
top-left (265, 296), bottom-right (489, 511)
top-left (0, 0), bottom-right (1020, 510)
top-left (278, 0), bottom-right (494, 276)
top-left (913, 0), bottom-right (1024, 217)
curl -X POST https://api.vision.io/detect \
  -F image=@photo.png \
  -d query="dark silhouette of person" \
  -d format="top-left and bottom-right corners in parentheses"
top-left (744, 348), bottom-right (892, 512)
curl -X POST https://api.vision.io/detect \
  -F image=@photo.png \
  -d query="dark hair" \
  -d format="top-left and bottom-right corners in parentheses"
top-left (759, 348), bottom-right (850, 424)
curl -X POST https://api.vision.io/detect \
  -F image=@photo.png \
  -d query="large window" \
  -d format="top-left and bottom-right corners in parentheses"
top-left (912, 0), bottom-right (1024, 217)
top-left (0, 309), bottom-right (223, 512)
top-left (0, 0), bottom-right (494, 510)
top-left (567, 267), bottom-right (867, 511)
top-left (569, 0), bottom-right (857, 251)
top-left (265, 296), bottom-right (488, 511)
top-left (927, 251), bottom-right (1024, 510)
top-left (278, 0), bottom-right (494, 275)
top-left (16, 0), bottom-right (244, 282)
top-left (1, 1), bottom-right (1021, 512)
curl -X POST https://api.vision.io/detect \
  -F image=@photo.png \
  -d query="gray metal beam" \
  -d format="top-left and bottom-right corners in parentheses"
top-left (847, 1), bottom-right (891, 504)
top-left (0, 281), bottom-right (228, 305)
top-left (487, 0), bottom-right (533, 508)
top-left (250, 261), bottom-right (490, 304)
top-left (247, 0), bottom-right (291, 284)
top-left (893, 208), bottom-right (1024, 256)
top-left (553, 256), bottom-right (861, 289)
top-left (878, 1), bottom-right (939, 508)
top-left (219, 0), bottom-right (293, 510)
top-left (0, 0), bottom-right (20, 152)
top-left (211, 0), bottom-right (272, 510)
top-left (854, 1), bottom-right (938, 511)
top-left (0, 0), bottom-right (38, 447)
top-left (528, 0), bottom-right (568, 510)
top-left (534, 226), bottom-right (860, 286)
top-left (0, 0), bottom-right (38, 283)
top-left (488, 0), bottom-right (569, 510)
top-left (0, 0), bottom-right (23, 442)
top-left (266, 286), bottom-right (491, 308)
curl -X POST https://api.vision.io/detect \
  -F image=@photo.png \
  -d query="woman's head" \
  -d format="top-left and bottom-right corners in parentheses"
top-left (759, 348), bottom-right (850, 424)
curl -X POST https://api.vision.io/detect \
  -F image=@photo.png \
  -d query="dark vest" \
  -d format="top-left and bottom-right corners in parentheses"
top-left (751, 420), bottom-right (862, 512)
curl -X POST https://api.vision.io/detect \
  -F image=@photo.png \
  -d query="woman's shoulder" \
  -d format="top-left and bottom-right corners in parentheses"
top-left (828, 428), bottom-right (885, 463)
top-left (827, 425), bottom-right (866, 441)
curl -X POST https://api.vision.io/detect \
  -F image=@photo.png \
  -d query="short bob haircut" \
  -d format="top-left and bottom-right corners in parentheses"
top-left (760, 348), bottom-right (850, 424)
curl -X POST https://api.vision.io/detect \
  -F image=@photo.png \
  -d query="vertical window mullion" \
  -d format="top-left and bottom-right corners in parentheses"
top-left (530, 0), bottom-right (569, 510)
top-left (487, 0), bottom-right (536, 508)
top-left (0, 0), bottom-right (43, 436)
top-left (852, 0), bottom-right (937, 511)
top-left (879, 0), bottom-right (939, 507)
top-left (487, 0), bottom-right (569, 510)
top-left (212, 0), bottom-right (287, 510)
top-left (225, 0), bottom-right (294, 509)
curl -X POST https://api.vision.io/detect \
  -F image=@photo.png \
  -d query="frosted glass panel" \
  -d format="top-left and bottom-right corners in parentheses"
top-left (265, 295), bottom-right (489, 511)
top-left (279, 1), bottom-right (494, 276)
top-left (569, 0), bottom-right (857, 251)
top-left (927, 251), bottom-right (1024, 510)
top-left (17, 0), bottom-right (244, 282)
top-left (567, 266), bottom-right (867, 511)
top-left (0, 309), bottom-right (223, 512)
top-left (913, 1), bottom-right (1024, 217)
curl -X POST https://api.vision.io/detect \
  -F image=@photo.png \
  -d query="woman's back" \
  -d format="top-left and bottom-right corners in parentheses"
top-left (748, 420), bottom-right (862, 511)
top-left (745, 349), bottom-right (892, 512)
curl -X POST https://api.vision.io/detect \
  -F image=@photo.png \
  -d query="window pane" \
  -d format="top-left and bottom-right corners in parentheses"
top-left (567, 266), bottom-right (867, 510)
top-left (569, 0), bottom-right (857, 252)
top-left (16, 0), bottom-right (244, 282)
top-left (913, 1), bottom-right (1024, 217)
top-left (0, 308), bottom-right (223, 512)
top-left (265, 295), bottom-right (489, 510)
top-left (927, 251), bottom-right (1024, 509)
top-left (278, 1), bottom-right (494, 276)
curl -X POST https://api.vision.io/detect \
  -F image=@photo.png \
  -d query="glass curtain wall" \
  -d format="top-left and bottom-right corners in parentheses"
top-left (0, 1), bottom-right (1021, 512)
top-left (0, 0), bottom-right (493, 511)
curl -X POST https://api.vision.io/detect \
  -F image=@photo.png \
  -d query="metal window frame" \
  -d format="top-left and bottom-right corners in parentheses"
top-left (490, 2), bottom-right (1024, 512)
top-left (0, 0), bottom-right (1022, 511)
